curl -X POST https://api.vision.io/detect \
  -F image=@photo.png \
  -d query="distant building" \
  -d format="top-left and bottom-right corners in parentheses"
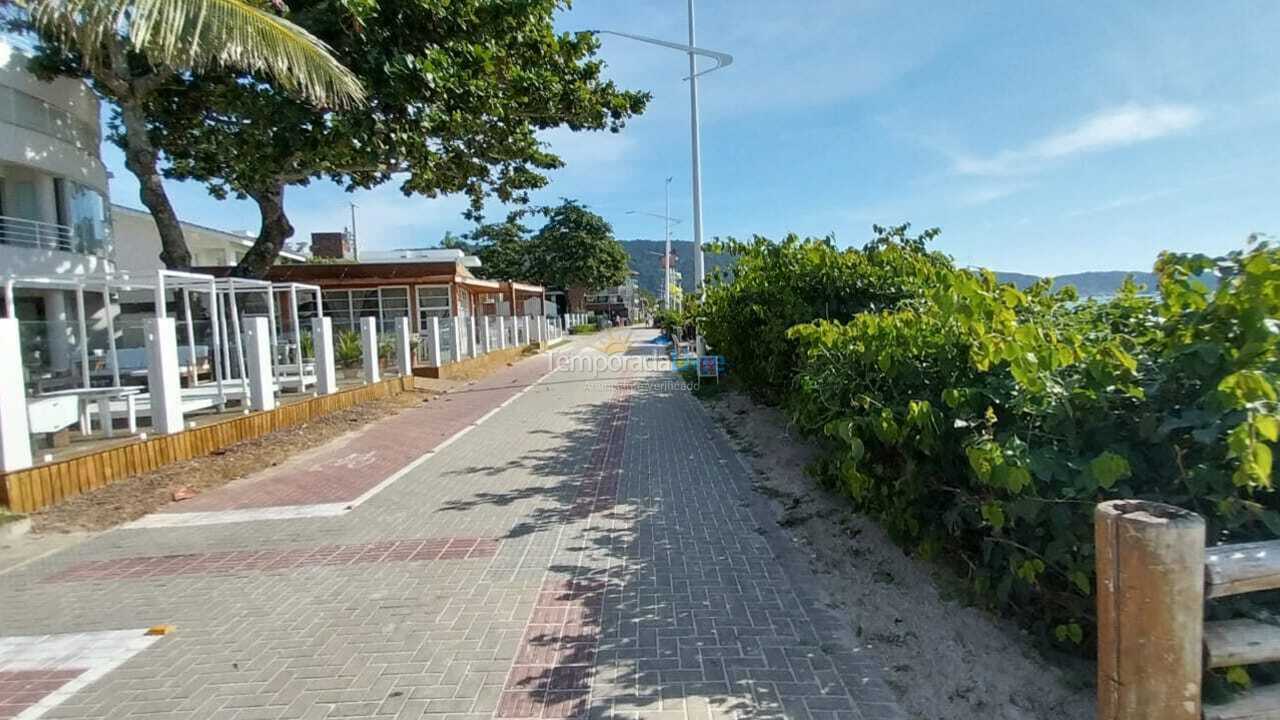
top-left (111, 204), bottom-right (305, 278)
top-left (584, 272), bottom-right (643, 321)
top-left (309, 231), bottom-right (351, 260)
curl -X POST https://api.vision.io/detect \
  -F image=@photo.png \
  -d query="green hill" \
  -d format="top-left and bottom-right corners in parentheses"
top-left (623, 240), bottom-right (1179, 299)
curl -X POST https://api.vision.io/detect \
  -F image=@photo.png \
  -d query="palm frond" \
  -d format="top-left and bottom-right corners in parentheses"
top-left (21, 0), bottom-right (365, 108)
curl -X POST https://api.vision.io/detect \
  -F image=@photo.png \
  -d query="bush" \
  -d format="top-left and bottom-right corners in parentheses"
top-left (703, 227), bottom-right (1280, 652)
top-left (702, 226), bottom-right (949, 403)
top-left (653, 299), bottom-right (701, 342)
top-left (335, 330), bottom-right (362, 367)
top-left (568, 323), bottom-right (598, 335)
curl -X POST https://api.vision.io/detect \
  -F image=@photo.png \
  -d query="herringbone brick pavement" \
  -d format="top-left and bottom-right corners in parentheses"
top-left (0, 331), bottom-right (902, 719)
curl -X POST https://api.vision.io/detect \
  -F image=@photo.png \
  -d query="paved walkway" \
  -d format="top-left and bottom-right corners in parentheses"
top-left (0, 330), bottom-right (901, 720)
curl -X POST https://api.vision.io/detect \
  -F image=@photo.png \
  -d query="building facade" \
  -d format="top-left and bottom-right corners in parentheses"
top-left (584, 273), bottom-right (644, 322)
top-left (1, 39), bottom-right (115, 376)
top-left (111, 204), bottom-right (304, 277)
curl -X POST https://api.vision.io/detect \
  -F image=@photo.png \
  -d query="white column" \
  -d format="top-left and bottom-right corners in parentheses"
top-left (425, 316), bottom-right (442, 367)
top-left (534, 316), bottom-right (545, 345)
top-left (523, 316), bottom-right (532, 346)
top-left (244, 316), bottom-right (276, 412)
top-left (470, 317), bottom-right (480, 356)
top-left (44, 289), bottom-right (71, 372)
top-left (497, 317), bottom-right (507, 349)
top-left (0, 318), bottom-right (32, 472)
top-left (479, 317), bottom-right (491, 355)
top-left (144, 317), bottom-right (184, 434)
top-left (451, 316), bottom-right (465, 360)
top-left (311, 316), bottom-right (337, 395)
top-left (360, 316), bottom-right (380, 384)
top-left (395, 316), bottom-right (412, 375)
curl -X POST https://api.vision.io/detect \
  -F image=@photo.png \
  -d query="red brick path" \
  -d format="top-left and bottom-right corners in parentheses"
top-left (497, 381), bottom-right (633, 719)
top-left (0, 669), bottom-right (84, 719)
top-left (164, 355), bottom-right (554, 512)
top-left (42, 536), bottom-right (499, 584)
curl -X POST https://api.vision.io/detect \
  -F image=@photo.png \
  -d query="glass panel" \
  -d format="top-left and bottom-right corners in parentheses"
top-left (378, 287), bottom-right (409, 332)
top-left (67, 182), bottom-right (110, 255)
top-left (352, 290), bottom-right (380, 317)
top-left (416, 285), bottom-right (451, 327)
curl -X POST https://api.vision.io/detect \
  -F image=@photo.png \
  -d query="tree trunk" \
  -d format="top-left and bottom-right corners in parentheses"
top-left (117, 98), bottom-right (191, 270)
top-left (235, 183), bottom-right (294, 279)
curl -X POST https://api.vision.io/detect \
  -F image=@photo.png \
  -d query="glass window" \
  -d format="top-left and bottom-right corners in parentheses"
top-left (378, 287), bottom-right (409, 332)
top-left (416, 285), bottom-right (451, 329)
top-left (351, 289), bottom-right (380, 321)
top-left (322, 291), bottom-right (353, 331)
top-left (67, 182), bottom-right (110, 256)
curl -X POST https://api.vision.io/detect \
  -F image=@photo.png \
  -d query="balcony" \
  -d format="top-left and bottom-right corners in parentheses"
top-left (0, 215), bottom-right (74, 253)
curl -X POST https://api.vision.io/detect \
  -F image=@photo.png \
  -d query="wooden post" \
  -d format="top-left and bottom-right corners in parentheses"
top-left (1096, 500), bottom-right (1205, 720)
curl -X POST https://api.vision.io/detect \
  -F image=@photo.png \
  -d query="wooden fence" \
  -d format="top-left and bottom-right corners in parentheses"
top-left (1, 376), bottom-right (413, 513)
top-left (1097, 499), bottom-right (1280, 720)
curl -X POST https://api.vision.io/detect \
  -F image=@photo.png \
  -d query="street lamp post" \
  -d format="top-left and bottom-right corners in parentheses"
top-left (626, 178), bottom-right (681, 310)
top-left (349, 201), bottom-right (359, 262)
top-left (590, 4), bottom-right (732, 296)
top-left (685, 0), bottom-right (705, 297)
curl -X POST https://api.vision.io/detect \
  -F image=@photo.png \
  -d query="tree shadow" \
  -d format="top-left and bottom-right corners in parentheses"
top-left (441, 369), bottom-right (885, 719)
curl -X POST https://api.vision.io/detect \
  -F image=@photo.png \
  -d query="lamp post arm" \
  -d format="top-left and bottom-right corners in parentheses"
top-left (587, 29), bottom-right (733, 78)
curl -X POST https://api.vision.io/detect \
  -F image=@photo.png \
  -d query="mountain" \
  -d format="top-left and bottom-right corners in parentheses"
top-left (621, 240), bottom-right (1160, 299)
top-left (621, 239), bottom-right (734, 296)
top-left (995, 270), bottom-right (1160, 296)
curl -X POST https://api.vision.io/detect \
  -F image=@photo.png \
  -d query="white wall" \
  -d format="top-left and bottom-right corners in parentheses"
top-left (0, 40), bottom-right (108, 197)
top-left (111, 205), bottom-right (298, 279)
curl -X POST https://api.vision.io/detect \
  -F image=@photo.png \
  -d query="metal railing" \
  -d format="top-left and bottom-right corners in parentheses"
top-left (0, 215), bottom-right (74, 252)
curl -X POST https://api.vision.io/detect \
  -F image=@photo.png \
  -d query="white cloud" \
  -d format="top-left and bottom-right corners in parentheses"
top-left (954, 103), bottom-right (1204, 177)
top-left (953, 183), bottom-right (1026, 207)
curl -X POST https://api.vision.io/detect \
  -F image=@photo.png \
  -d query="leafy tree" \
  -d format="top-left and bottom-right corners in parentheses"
top-left (465, 221), bottom-right (533, 280)
top-left (17, 0), bottom-right (364, 269)
top-left (138, 0), bottom-right (649, 276)
top-left (525, 199), bottom-right (629, 291)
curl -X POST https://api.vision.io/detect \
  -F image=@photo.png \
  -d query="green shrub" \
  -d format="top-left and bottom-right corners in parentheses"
top-left (783, 238), bottom-right (1280, 650)
top-left (335, 330), bottom-right (362, 367)
top-left (702, 226), bottom-right (949, 403)
top-left (654, 299), bottom-right (701, 342)
top-left (569, 323), bottom-right (598, 335)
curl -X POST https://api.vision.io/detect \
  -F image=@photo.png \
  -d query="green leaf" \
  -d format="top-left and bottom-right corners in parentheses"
top-left (1069, 571), bottom-right (1091, 596)
top-left (1054, 623), bottom-right (1084, 644)
top-left (1089, 451), bottom-right (1132, 490)
top-left (980, 502), bottom-right (1005, 529)
top-left (1255, 415), bottom-right (1280, 442)
top-left (1226, 666), bottom-right (1252, 689)
top-left (848, 436), bottom-right (865, 463)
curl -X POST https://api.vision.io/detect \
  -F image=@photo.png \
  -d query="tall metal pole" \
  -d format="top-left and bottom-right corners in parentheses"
top-left (664, 177), bottom-right (672, 310)
top-left (349, 202), bottom-right (359, 261)
top-left (687, 0), bottom-right (706, 296)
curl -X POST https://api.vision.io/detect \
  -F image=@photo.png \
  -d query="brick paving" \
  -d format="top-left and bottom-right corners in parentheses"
top-left (42, 537), bottom-right (501, 584)
top-left (0, 331), bottom-right (903, 719)
top-left (0, 670), bottom-right (84, 718)
top-left (163, 355), bottom-right (555, 512)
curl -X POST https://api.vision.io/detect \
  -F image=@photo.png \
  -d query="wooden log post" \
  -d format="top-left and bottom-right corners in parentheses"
top-left (1096, 500), bottom-right (1206, 720)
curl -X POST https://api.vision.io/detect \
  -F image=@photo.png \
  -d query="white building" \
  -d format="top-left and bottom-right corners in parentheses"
top-left (111, 204), bottom-right (304, 276)
top-left (0, 39), bottom-right (114, 376)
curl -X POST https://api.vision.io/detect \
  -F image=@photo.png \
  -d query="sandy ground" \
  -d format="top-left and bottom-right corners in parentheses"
top-left (702, 391), bottom-right (1095, 720)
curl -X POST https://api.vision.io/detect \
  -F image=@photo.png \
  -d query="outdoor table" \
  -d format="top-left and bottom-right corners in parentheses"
top-left (38, 386), bottom-right (143, 439)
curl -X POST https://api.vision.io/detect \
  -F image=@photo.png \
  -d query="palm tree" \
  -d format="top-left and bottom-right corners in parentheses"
top-left (17, 0), bottom-right (366, 269)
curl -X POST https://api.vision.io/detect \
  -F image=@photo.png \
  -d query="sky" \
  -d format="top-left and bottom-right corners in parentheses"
top-left (102, 0), bottom-right (1280, 276)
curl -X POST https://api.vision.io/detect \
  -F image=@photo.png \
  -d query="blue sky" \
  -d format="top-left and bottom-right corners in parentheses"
top-left (104, 0), bottom-right (1280, 275)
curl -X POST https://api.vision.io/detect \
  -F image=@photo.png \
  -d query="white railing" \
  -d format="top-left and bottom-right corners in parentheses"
top-left (0, 215), bottom-right (74, 253)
